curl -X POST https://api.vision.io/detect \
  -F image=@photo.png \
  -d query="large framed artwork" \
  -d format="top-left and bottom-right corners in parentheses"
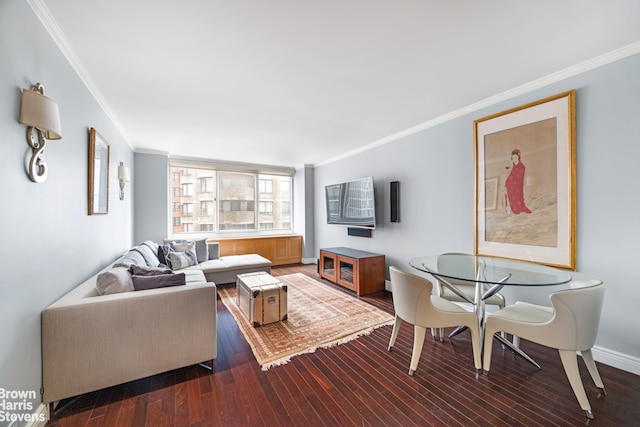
top-left (474, 90), bottom-right (576, 269)
top-left (88, 128), bottom-right (110, 215)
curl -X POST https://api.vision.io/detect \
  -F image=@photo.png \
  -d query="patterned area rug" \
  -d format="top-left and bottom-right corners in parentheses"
top-left (218, 272), bottom-right (394, 370)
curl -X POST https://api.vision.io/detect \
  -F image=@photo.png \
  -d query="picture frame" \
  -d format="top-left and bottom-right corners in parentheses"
top-left (474, 90), bottom-right (576, 269)
top-left (88, 128), bottom-right (110, 215)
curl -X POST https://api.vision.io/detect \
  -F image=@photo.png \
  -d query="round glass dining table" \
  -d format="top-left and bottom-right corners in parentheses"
top-left (409, 254), bottom-right (572, 287)
top-left (409, 253), bottom-right (572, 368)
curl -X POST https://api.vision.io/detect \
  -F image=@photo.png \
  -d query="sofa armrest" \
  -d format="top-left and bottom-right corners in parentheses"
top-left (42, 283), bottom-right (217, 404)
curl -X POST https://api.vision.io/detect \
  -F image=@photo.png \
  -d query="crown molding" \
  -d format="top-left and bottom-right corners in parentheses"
top-left (316, 41), bottom-right (640, 167)
top-left (26, 0), bottom-right (132, 147)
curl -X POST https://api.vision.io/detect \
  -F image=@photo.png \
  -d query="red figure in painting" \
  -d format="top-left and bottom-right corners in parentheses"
top-left (504, 148), bottom-right (531, 214)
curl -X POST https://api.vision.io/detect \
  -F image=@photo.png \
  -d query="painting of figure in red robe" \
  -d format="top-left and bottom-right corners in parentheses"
top-left (504, 148), bottom-right (531, 214)
top-left (483, 118), bottom-right (558, 247)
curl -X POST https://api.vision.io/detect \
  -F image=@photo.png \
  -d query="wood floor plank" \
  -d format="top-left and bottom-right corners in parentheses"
top-left (47, 264), bottom-right (640, 427)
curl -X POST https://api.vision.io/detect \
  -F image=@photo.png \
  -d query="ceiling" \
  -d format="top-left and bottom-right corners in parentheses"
top-left (36, 0), bottom-right (640, 169)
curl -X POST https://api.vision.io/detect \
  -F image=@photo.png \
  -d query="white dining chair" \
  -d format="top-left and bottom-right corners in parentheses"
top-left (433, 253), bottom-right (506, 340)
top-left (387, 266), bottom-right (482, 375)
top-left (482, 279), bottom-right (606, 420)
top-left (436, 252), bottom-right (506, 308)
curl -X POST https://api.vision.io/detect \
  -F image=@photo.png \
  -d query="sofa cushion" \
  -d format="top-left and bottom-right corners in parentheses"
top-left (197, 254), bottom-right (271, 273)
top-left (132, 244), bottom-right (160, 267)
top-left (193, 239), bottom-right (209, 263)
top-left (195, 259), bottom-right (227, 272)
top-left (112, 250), bottom-right (146, 269)
top-left (96, 267), bottom-right (134, 295)
top-left (141, 240), bottom-right (159, 256)
top-left (222, 254), bottom-right (272, 269)
top-left (129, 265), bottom-right (173, 276)
top-left (207, 242), bottom-right (220, 260)
top-left (181, 269), bottom-right (208, 285)
top-left (132, 273), bottom-right (186, 291)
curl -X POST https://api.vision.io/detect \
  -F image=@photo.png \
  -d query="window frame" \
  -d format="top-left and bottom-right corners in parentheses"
top-left (168, 159), bottom-right (294, 238)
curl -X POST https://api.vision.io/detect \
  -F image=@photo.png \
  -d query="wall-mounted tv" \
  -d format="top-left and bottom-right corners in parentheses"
top-left (325, 176), bottom-right (376, 229)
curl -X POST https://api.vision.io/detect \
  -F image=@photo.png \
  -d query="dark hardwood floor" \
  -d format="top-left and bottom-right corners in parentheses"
top-left (46, 264), bottom-right (640, 427)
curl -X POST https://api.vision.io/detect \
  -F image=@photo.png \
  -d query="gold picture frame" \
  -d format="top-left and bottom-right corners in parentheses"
top-left (474, 91), bottom-right (576, 269)
top-left (88, 128), bottom-right (110, 215)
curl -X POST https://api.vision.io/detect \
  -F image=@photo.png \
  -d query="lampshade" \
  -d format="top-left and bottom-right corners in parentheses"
top-left (118, 162), bottom-right (130, 182)
top-left (20, 87), bottom-right (62, 140)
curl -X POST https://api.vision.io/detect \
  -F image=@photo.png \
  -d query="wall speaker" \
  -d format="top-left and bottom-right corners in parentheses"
top-left (347, 227), bottom-right (372, 237)
top-left (390, 181), bottom-right (400, 223)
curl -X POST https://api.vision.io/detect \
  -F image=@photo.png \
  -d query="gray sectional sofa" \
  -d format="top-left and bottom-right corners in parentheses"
top-left (41, 239), bottom-right (271, 410)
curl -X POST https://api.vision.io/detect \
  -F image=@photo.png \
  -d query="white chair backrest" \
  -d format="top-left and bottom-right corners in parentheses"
top-left (437, 253), bottom-right (476, 289)
top-left (549, 280), bottom-right (605, 351)
top-left (389, 266), bottom-right (433, 325)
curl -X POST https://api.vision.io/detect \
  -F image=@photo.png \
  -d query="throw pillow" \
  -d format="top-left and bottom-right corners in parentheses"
top-left (132, 273), bottom-right (186, 291)
top-left (167, 249), bottom-right (198, 270)
top-left (96, 268), bottom-right (134, 295)
top-left (158, 244), bottom-right (174, 267)
top-left (172, 241), bottom-right (195, 253)
top-left (129, 265), bottom-right (173, 276)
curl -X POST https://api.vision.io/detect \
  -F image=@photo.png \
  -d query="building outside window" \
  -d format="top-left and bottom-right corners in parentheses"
top-left (169, 164), bottom-right (292, 235)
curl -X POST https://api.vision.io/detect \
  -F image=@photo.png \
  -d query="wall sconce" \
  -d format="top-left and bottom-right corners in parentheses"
top-left (118, 161), bottom-right (130, 200)
top-left (19, 83), bottom-right (62, 183)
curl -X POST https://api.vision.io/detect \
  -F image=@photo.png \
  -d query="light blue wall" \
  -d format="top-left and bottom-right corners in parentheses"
top-left (313, 52), bottom-right (640, 366)
top-left (133, 152), bottom-right (169, 244)
top-left (0, 0), bottom-right (133, 406)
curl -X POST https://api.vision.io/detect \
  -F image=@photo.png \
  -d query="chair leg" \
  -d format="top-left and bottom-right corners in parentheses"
top-left (482, 328), bottom-right (496, 374)
top-left (581, 349), bottom-right (606, 395)
top-left (430, 327), bottom-right (444, 340)
top-left (409, 325), bottom-right (427, 376)
top-left (558, 350), bottom-right (594, 419)
top-left (512, 335), bottom-right (520, 348)
top-left (388, 315), bottom-right (401, 351)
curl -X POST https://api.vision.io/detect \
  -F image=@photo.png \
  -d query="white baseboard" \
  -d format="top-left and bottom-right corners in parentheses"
top-left (592, 345), bottom-right (640, 376)
top-left (301, 257), bottom-right (316, 264)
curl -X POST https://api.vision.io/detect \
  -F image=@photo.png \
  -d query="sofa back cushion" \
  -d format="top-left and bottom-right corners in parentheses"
top-left (132, 242), bottom-right (161, 267)
top-left (208, 242), bottom-right (220, 260)
top-left (112, 250), bottom-right (146, 269)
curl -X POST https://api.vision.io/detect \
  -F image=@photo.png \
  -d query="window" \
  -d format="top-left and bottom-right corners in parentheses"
top-left (199, 177), bottom-right (214, 193)
top-left (259, 179), bottom-right (273, 193)
top-left (259, 201), bottom-right (273, 214)
top-left (200, 200), bottom-right (214, 216)
top-left (169, 164), bottom-right (292, 235)
top-left (182, 183), bottom-right (193, 197)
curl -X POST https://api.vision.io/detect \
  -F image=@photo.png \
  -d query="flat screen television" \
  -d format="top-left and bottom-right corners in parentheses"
top-left (325, 176), bottom-right (376, 229)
